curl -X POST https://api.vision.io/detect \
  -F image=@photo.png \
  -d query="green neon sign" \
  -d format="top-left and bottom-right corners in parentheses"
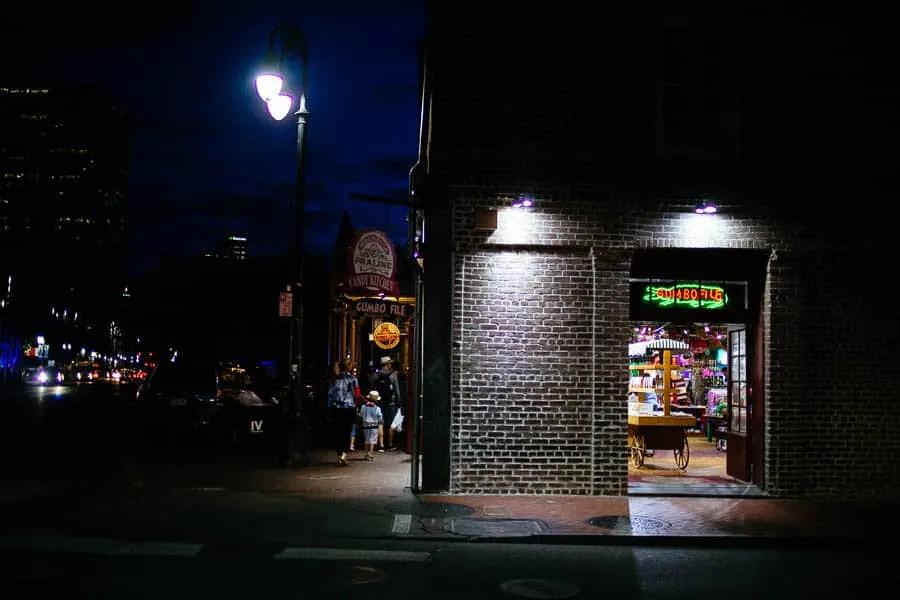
top-left (642, 283), bottom-right (728, 310)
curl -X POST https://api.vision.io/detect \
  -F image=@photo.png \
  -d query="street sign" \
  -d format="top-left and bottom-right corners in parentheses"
top-left (279, 292), bottom-right (293, 317)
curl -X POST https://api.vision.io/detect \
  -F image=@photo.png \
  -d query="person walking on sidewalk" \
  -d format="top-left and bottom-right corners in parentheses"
top-left (358, 390), bottom-right (384, 461)
top-left (375, 356), bottom-right (401, 452)
top-left (349, 367), bottom-right (363, 452)
top-left (326, 359), bottom-right (359, 466)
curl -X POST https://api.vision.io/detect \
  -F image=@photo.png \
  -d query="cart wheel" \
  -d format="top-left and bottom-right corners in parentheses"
top-left (630, 434), bottom-right (645, 468)
top-left (674, 433), bottom-right (690, 470)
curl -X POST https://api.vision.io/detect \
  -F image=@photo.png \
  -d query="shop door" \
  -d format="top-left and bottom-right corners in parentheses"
top-left (726, 328), bottom-right (751, 481)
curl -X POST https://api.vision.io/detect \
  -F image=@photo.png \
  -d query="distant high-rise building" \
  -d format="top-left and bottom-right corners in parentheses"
top-left (0, 86), bottom-right (130, 346)
top-left (203, 233), bottom-right (248, 261)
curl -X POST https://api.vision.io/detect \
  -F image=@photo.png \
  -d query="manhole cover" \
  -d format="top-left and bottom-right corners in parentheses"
top-left (451, 518), bottom-right (547, 537)
top-left (332, 566), bottom-right (388, 585)
top-left (387, 500), bottom-right (475, 518)
top-left (587, 515), bottom-right (671, 532)
top-left (587, 516), bottom-right (624, 529)
top-left (500, 578), bottom-right (582, 599)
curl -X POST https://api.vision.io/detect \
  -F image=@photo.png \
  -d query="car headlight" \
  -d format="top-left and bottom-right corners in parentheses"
top-left (37, 371), bottom-right (48, 383)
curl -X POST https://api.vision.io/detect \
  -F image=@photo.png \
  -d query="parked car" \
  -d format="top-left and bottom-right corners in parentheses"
top-left (136, 361), bottom-right (223, 444)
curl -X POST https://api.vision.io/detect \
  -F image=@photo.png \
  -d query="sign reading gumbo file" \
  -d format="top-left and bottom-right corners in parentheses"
top-left (643, 282), bottom-right (728, 310)
top-left (355, 299), bottom-right (413, 319)
top-left (344, 229), bottom-right (400, 296)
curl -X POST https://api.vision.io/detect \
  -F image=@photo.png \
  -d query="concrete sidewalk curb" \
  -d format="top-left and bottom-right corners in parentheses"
top-left (396, 532), bottom-right (886, 548)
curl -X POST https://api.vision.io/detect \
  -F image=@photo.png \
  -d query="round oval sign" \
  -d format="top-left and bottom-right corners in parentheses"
top-left (344, 229), bottom-right (400, 296)
top-left (373, 322), bottom-right (401, 350)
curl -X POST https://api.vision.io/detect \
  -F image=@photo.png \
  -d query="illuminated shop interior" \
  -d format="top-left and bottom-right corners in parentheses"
top-left (627, 279), bottom-right (750, 487)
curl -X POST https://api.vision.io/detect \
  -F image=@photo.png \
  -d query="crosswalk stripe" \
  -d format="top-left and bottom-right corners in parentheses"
top-left (273, 547), bottom-right (430, 562)
top-left (122, 541), bottom-right (204, 557)
top-left (392, 513), bottom-right (412, 534)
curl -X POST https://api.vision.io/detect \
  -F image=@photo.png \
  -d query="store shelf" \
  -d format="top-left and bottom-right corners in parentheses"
top-left (631, 364), bottom-right (685, 371)
top-left (628, 387), bottom-right (657, 393)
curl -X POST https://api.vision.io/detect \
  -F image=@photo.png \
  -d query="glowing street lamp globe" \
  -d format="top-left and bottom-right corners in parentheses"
top-left (255, 72), bottom-right (284, 102)
top-left (266, 94), bottom-right (293, 121)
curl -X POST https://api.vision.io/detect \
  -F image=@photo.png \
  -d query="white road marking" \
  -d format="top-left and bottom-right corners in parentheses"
top-left (121, 541), bottom-right (204, 557)
top-left (0, 534), bottom-right (203, 557)
top-left (392, 513), bottom-right (412, 534)
top-left (273, 547), bottom-right (430, 562)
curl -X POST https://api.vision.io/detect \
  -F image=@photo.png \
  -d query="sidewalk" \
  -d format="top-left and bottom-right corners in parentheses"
top-left (132, 450), bottom-right (900, 545)
top-left (406, 493), bottom-right (900, 545)
top-left (4, 446), bottom-right (898, 547)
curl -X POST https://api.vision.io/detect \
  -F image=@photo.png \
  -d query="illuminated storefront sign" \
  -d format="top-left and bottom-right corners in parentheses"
top-left (344, 229), bottom-right (401, 297)
top-left (373, 322), bottom-right (401, 350)
top-left (642, 283), bottom-right (728, 310)
top-left (354, 299), bottom-right (413, 319)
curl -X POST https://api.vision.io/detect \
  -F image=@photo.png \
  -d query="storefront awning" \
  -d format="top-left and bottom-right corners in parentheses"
top-left (628, 339), bottom-right (690, 357)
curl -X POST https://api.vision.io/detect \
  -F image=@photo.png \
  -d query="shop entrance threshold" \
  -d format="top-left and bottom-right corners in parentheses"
top-left (629, 481), bottom-right (767, 498)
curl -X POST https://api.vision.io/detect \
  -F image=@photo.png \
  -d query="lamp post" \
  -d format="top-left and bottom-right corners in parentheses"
top-left (255, 24), bottom-right (309, 465)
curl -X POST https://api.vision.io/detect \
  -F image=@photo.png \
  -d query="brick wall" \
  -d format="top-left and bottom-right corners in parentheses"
top-left (451, 250), bottom-right (596, 494)
top-left (446, 188), bottom-right (900, 500)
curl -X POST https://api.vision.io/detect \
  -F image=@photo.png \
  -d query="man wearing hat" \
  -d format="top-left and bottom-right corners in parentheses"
top-left (375, 356), bottom-right (401, 451)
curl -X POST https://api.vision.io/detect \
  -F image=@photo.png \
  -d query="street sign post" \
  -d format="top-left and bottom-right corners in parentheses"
top-left (279, 292), bottom-right (293, 317)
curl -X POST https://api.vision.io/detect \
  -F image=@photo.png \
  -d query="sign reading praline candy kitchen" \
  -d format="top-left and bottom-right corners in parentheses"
top-left (642, 282), bottom-right (728, 310)
top-left (344, 229), bottom-right (401, 296)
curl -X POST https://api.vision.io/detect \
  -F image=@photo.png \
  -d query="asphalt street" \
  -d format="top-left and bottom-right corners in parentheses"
top-left (0, 381), bottom-right (136, 482)
top-left (0, 381), bottom-right (412, 547)
top-left (0, 538), bottom-right (893, 598)
top-left (1, 380), bottom-right (895, 600)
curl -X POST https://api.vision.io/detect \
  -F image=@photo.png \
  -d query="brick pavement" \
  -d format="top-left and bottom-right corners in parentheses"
top-left (412, 493), bottom-right (900, 542)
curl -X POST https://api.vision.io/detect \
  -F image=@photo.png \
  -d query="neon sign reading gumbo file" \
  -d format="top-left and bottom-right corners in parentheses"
top-left (642, 283), bottom-right (728, 310)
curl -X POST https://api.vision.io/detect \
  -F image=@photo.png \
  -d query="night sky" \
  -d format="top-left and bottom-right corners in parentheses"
top-left (0, 0), bottom-right (426, 274)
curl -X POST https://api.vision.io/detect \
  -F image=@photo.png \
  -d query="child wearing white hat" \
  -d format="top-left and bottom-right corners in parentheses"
top-left (359, 390), bottom-right (384, 460)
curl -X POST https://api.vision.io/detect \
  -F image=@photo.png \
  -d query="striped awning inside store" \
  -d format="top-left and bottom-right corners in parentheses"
top-left (628, 339), bottom-right (691, 357)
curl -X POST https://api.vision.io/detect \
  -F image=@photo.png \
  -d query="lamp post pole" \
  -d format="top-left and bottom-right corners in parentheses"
top-left (294, 93), bottom-right (309, 405)
top-left (256, 24), bottom-right (309, 466)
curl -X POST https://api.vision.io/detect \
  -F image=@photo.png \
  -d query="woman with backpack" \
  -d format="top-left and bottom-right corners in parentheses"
top-left (326, 359), bottom-right (359, 466)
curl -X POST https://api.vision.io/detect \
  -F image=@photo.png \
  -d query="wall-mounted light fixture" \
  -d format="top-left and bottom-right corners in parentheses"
top-left (511, 194), bottom-right (534, 208)
top-left (695, 201), bottom-right (717, 214)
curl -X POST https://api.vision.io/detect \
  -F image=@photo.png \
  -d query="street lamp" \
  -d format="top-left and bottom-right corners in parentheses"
top-left (255, 24), bottom-right (310, 463)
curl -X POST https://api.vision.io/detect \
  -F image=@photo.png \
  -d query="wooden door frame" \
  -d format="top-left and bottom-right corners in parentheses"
top-left (726, 327), bottom-right (750, 481)
top-left (629, 248), bottom-right (768, 488)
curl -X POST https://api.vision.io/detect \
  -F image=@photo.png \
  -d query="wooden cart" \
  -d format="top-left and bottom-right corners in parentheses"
top-left (628, 345), bottom-right (696, 470)
top-left (628, 414), bottom-right (695, 469)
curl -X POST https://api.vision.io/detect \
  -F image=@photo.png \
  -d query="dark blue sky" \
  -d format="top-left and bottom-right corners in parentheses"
top-left (0, 0), bottom-right (426, 274)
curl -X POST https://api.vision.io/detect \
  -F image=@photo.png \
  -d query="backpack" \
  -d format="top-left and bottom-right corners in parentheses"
top-left (375, 370), bottom-right (394, 404)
